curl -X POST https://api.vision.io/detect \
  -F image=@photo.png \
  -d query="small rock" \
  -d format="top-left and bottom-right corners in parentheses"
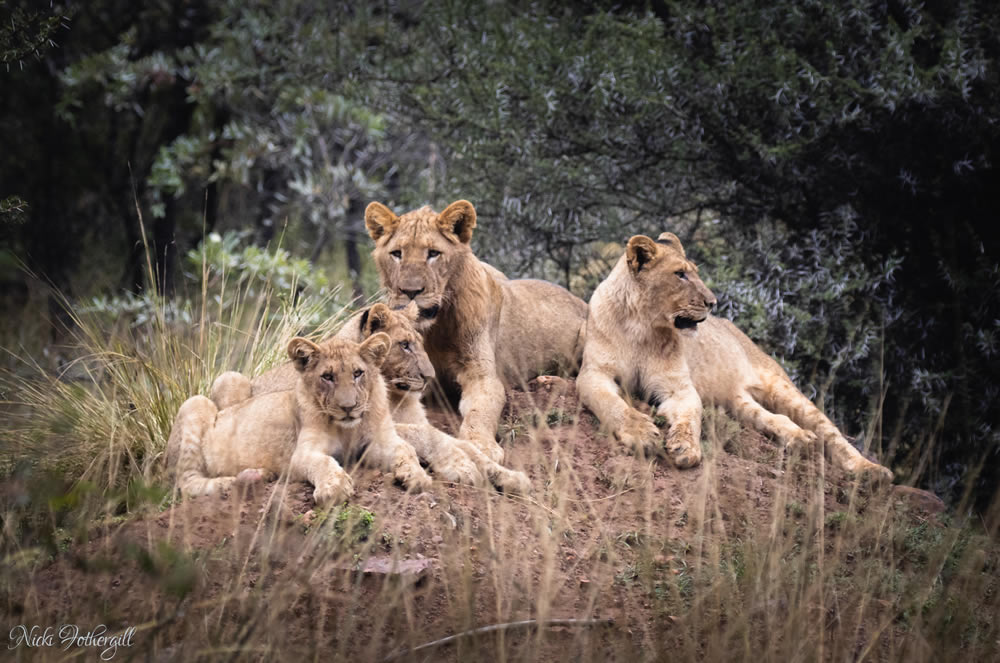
top-left (892, 485), bottom-right (946, 515)
top-left (432, 535), bottom-right (443, 544)
top-left (335, 555), bottom-right (433, 585)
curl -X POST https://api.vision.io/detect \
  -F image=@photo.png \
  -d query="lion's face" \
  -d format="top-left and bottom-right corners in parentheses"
top-left (287, 333), bottom-right (391, 428)
top-left (365, 200), bottom-right (478, 331)
top-left (625, 232), bottom-right (717, 336)
top-left (359, 302), bottom-right (435, 396)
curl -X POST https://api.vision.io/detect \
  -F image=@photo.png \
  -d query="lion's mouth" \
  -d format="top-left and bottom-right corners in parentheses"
top-left (393, 379), bottom-right (426, 393)
top-left (337, 415), bottom-right (362, 428)
top-left (674, 315), bottom-right (706, 330)
top-left (419, 304), bottom-right (440, 320)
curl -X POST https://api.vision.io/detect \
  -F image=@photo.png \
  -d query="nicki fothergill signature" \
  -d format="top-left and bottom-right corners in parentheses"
top-left (8, 624), bottom-right (136, 660)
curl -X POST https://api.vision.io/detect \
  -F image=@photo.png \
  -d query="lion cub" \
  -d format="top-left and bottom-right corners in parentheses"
top-left (211, 303), bottom-right (531, 494)
top-left (166, 333), bottom-right (432, 506)
top-left (577, 232), bottom-right (893, 484)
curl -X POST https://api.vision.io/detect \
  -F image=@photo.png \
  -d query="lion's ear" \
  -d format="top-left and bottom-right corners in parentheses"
top-left (401, 300), bottom-right (420, 323)
top-left (359, 332), bottom-right (391, 368)
top-left (365, 202), bottom-right (399, 241)
top-left (656, 232), bottom-right (686, 258)
top-left (287, 337), bottom-right (322, 372)
top-left (626, 235), bottom-right (660, 274)
top-left (437, 200), bottom-right (477, 244)
top-left (363, 303), bottom-right (392, 337)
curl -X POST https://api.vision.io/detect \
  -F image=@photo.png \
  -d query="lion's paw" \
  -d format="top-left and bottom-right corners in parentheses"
top-left (665, 424), bottom-right (702, 469)
top-left (432, 452), bottom-right (486, 487)
top-left (396, 462), bottom-right (433, 493)
top-left (785, 428), bottom-right (819, 453)
top-left (849, 459), bottom-right (894, 488)
top-left (616, 411), bottom-right (662, 457)
top-left (313, 472), bottom-right (355, 508)
top-left (494, 468), bottom-right (532, 496)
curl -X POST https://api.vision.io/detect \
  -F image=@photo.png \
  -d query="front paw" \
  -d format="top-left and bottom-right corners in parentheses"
top-left (848, 458), bottom-right (894, 488)
top-left (665, 423), bottom-right (702, 469)
top-left (785, 428), bottom-right (819, 454)
top-left (493, 468), bottom-right (531, 496)
top-left (432, 451), bottom-right (486, 487)
top-left (313, 471), bottom-right (355, 508)
top-left (395, 460), bottom-right (433, 493)
top-left (615, 411), bottom-right (662, 457)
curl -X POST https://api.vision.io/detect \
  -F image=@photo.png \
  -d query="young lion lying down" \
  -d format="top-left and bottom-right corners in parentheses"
top-left (578, 232), bottom-right (893, 485)
top-left (166, 333), bottom-right (432, 506)
top-left (209, 303), bottom-right (531, 495)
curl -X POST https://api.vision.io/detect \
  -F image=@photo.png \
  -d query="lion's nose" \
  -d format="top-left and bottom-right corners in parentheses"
top-left (400, 287), bottom-right (424, 300)
top-left (706, 296), bottom-right (717, 311)
top-left (337, 397), bottom-right (358, 412)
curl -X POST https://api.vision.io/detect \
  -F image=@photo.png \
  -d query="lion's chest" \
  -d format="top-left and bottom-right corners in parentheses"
top-left (320, 422), bottom-right (372, 465)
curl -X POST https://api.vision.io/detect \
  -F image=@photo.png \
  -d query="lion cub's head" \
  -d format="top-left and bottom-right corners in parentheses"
top-left (365, 199), bottom-right (478, 331)
top-left (358, 302), bottom-right (435, 396)
top-left (287, 333), bottom-right (391, 427)
top-left (625, 232), bottom-right (717, 335)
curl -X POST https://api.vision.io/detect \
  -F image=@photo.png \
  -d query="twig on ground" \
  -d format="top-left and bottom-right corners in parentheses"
top-left (381, 617), bottom-right (615, 662)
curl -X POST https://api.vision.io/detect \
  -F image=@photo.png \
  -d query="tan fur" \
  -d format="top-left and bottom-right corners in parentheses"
top-left (366, 199), bottom-right (588, 462)
top-left (166, 333), bottom-right (432, 506)
top-left (578, 232), bottom-right (893, 484)
top-left (211, 303), bottom-right (530, 494)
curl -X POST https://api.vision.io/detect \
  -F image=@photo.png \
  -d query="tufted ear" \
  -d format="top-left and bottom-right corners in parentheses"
top-left (287, 337), bottom-right (322, 372)
top-left (365, 201), bottom-right (399, 241)
top-left (399, 300), bottom-right (420, 323)
top-left (656, 231), bottom-right (686, 258)
top-left (359, 332), bottom-right (391, 368)
top-left (362, 303), bottom-right (392, 337)
top-left (625, 235), bottom-right (660, 274)
top-left (437, 200), bottom-right (477, 244)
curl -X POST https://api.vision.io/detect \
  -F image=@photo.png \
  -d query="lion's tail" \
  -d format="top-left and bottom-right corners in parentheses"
top-left (167, 395), bottom-right (232, 496)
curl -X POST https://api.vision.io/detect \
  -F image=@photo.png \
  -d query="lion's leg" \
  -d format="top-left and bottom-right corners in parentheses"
top-left (210, 371), bottom-right (253, 410)
top-left (290, 430), bottom-right (355, 507)
top-left (452, 438), bottom-right (532, 495)
top-left (757, 378), bottom-right (893, 484)
top-left (648, 378), bottom-right (703, 469)
top-left (395, 423), bottom-right (485, 487)
top-left (168, 395), bottom-right (237, 496)
top-left (360, 422), bottom-right (434, 493)
top-left (454, 365), bottom-right (507, 463)
top-left (731, 391), bottom-right (817, 450)
top-left (577, 365), bottom-right (661, 457)
top-left (391, 393), bottom-right (431, 426)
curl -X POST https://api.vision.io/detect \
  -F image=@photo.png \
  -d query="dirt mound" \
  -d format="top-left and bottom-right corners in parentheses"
top-left (6, 378), bottom-right (969, 662)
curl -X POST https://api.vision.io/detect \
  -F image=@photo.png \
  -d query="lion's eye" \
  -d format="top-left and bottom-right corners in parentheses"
top-left (675, 271), bottom-right (688, 281)
top-left (427, 249), bottom-right (441, 260)
top-left (321, 373), bottom-right (335, 383)
top-left (353, 369), bottom-right (364, 378)
top-left (400, 341), bottom-right (410, 351)
top-left (390, 250), bottom-right (402, 260)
